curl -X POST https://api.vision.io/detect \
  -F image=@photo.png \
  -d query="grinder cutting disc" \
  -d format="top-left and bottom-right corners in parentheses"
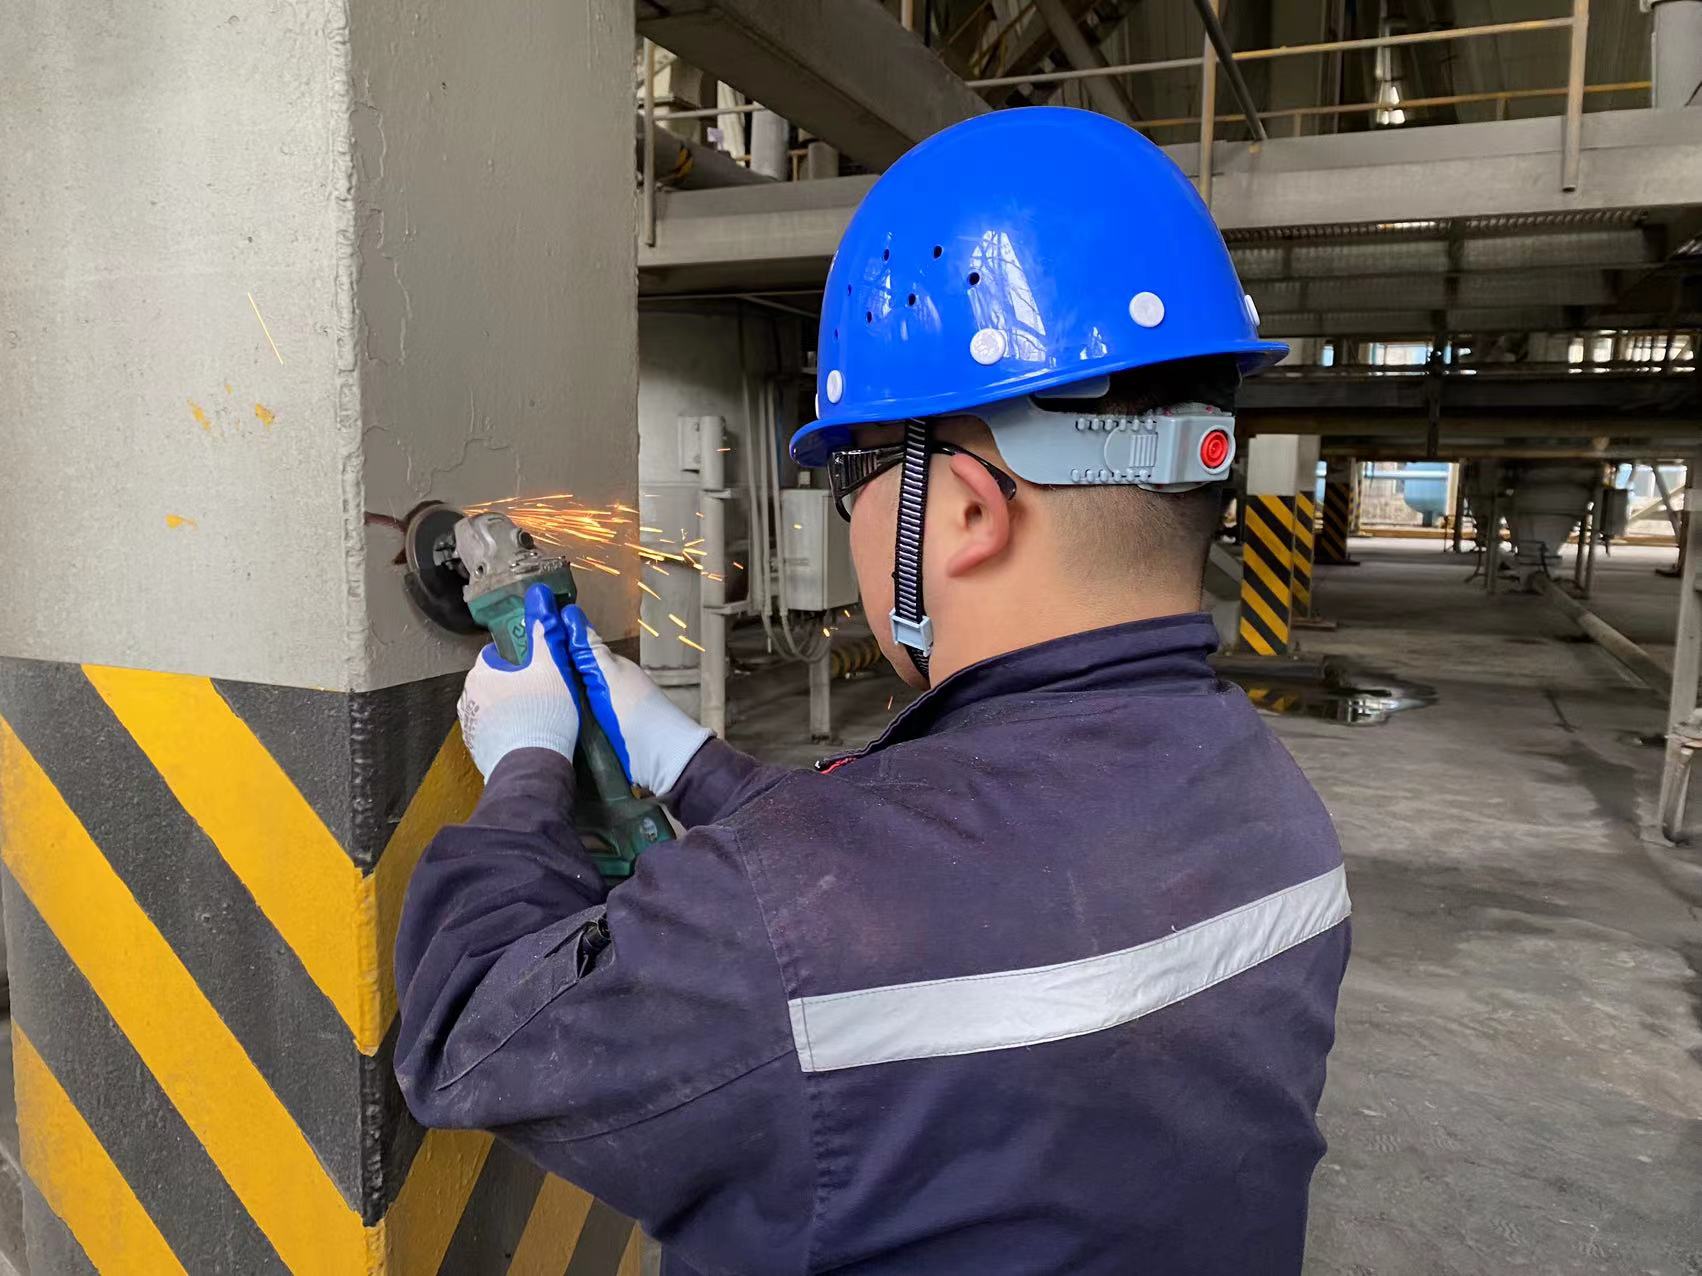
top-left (401, 501), bottom-right (483, 635)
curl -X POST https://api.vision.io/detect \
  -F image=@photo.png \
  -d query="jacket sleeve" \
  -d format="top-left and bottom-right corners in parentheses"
top-left (392, 747), bottom-right (812, 1263)
top-left (666, 737), bottom-right (798, 829)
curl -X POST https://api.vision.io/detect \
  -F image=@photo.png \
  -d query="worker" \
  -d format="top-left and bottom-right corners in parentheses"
top-left (395, 107), bottom-right (1349, 1275)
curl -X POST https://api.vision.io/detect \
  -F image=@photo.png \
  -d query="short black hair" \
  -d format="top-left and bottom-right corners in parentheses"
top-left (1040, 356), bottom-right (1240, 586)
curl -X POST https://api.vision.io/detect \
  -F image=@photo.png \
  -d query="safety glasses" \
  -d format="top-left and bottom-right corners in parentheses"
top-left (826, 439), bottom-right (1018, 521)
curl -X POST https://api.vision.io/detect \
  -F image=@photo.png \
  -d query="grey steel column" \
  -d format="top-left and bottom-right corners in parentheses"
top-left (1659, 458), bottom-right (1702, 839)
top-left (1485, 481), bottom-right (1502, 595)
top-left (809, 647), bottom-right (832, 742)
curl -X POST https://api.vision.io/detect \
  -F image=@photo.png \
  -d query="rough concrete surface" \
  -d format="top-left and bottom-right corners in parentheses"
top-left (0, 2), bottom-right (354, 687)
top-left (1, 1), bottom-right (638, 691)
top-left (724, 539), bottom-right (1702, 1275)
top-left (353, 0), bottom-right (639, 689)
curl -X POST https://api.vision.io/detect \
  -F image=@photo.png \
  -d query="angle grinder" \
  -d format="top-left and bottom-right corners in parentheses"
top-left (401, 501), bottom-right (673, 878)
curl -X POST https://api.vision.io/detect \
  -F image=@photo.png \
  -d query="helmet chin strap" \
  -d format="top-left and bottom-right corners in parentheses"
top-left (888, 419), bottom-right (934, 685)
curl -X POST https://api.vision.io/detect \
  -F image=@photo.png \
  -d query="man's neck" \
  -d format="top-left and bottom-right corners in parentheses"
top-left (924, 590), bottom-right (1201, 685)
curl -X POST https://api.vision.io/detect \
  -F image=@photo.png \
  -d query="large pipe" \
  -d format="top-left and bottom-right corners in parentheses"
top-left (1535, 573), bottom-right (1672, 696)
top-left (1188, 0), bottom-right (1269, 140)
top-left (1649, 0), bottom-right (1702, 108)
top-left (638, 120), bottom-right (775, 188)
top-left (750, 108), bottom-right (789, 180)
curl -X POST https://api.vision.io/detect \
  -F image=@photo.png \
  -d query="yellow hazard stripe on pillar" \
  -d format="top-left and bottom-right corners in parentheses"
top-left (1238, 618), bottom-right (1277, 655)
top-left (383, 1128), bottom-right (493, 1274)
top-left (1244, 502), bottom-right (1294, 567)
top-left (374, 725), bottom-right (480, 1043)
top-left (14, 1027), bottom-right (188, 1276)
top-left (83, 666), bottom-right (384, 1054)
top-left (1239, 494), bottom-right (1294, 655)
top-left (509, 1175), bottom-right (598, 1276)
top-left (1291, 495), bottom-right (1316, 614)
top-left (0, 717), bottom-right (375, 1274)
top-left (1241, 537), bottom-right (1290, 601)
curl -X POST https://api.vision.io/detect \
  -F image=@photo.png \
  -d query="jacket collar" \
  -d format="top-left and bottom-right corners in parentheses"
top-left (820, 612), bottom-right (1222, 769)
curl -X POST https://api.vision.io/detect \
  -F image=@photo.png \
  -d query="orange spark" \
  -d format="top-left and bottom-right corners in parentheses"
top-left (646, 562), bottom-right (671, 576)
top-left (637, 580), bottom-right (662, 600)
top-left (638, 618), bottom-right (660, 638)
top-left (667, 613), bottom-right (688, 629)
top-left (679, 635), bottom-right (706, 653)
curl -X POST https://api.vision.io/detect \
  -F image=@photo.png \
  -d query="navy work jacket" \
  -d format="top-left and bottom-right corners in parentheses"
top-left (395, 614), bottom-right (1350, 1275)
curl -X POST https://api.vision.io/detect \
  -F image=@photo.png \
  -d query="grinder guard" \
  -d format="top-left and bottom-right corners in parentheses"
top-left (400, 501), bottom-right (673, 877)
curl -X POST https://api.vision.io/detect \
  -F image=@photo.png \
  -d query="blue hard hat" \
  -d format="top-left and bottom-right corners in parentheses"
top-left (791, 107), bottom-right (1286, 466)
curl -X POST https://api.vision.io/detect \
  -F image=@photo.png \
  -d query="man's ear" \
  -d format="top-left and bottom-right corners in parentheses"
top-left (941, 452), bottom-right (1014, 578)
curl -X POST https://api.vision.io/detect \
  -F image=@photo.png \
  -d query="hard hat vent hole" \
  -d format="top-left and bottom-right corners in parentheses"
top-left (833, 329), bottom-right (839, 340)
top-left (932, 245), bottom-right (943, 259)
top-left (846, 285), bottom-right (851, 295)
top-left (968, 271), bottom-right (981, 286)
top-left (882, 248), bottom-right (890, 261)
top-left (907, 293), bottom-right (917, 307)
top-left (865, 311), bottom-right (873, 324)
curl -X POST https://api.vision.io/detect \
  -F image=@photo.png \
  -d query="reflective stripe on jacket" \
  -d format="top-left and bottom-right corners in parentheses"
top-left (394, 612), bottom-right (1350, 1275)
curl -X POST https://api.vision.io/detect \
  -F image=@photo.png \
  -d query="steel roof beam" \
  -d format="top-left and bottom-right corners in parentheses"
top-left (636, 0), bottom-right (988, 170)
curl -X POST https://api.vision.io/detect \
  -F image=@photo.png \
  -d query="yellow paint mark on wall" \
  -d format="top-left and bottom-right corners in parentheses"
top-left (13, 1029), bottom-right (188, 1276)
top-left (224, 382), bottom-right (233, 394)
top-left (188, 400), bottom-right (210, 430)
top-left (254, 403), bottom-right (276, 428)
top-left (164, 514), bottom-right (198, 530)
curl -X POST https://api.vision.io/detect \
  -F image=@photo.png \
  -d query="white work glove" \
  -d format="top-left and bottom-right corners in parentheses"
top-left (561, 604), bottom-right (713, 795)
top-left (457, 584), bottom-right (581, 780)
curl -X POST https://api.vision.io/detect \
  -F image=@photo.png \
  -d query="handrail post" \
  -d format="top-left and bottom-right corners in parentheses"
top-left (1562, 0), bottom-right (1590, 191)
top-left (643, 38), bottom-right (658, 249)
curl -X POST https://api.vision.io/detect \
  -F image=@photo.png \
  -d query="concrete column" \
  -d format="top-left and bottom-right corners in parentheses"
top-left (1237, 435), bottom-right (1315, 655)
top-left (1648, 0), bottom-right (1702, 108)
top-left (0, 2), bottom-right (640, 1271)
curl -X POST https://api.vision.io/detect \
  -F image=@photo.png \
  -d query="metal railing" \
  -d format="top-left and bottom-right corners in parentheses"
top-left (961, 5), bottom-right (1600, 197)
top-left (639, 4), bottom-right (1609, 236)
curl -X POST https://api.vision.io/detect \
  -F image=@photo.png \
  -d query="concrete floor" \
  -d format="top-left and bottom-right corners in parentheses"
top-left (725, 539), bottom-right (1702, 1275)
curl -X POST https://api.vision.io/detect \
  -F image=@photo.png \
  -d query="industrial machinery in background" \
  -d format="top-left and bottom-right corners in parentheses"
top-left (1460, 460), bottom-right (1633, 595)
top-left (639, 379), bottom-right (860, 744)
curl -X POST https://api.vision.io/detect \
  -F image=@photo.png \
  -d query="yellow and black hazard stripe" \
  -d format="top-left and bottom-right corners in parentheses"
top-left (1238, 494), bottom-right (1295, 656)
top-left (0, 657), bottom-right (641, 1275)
top-left (1291, 492), bottom-right (1317, 618)
top-left (1317, 480), bottom-right (1355, 565)
top-left (1243, 686), bottom-right (1303, 715)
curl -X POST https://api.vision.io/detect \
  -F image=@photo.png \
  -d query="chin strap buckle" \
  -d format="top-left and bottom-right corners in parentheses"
top-left (888, 611), bottom-right (934, 655)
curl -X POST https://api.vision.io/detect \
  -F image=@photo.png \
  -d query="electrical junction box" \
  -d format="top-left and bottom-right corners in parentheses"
top-left (781, 488), bottom-right (859, 611)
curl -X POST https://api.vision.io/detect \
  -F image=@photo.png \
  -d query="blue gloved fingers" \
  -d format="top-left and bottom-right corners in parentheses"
top-left (561, 603), bottom-right (635, 780)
